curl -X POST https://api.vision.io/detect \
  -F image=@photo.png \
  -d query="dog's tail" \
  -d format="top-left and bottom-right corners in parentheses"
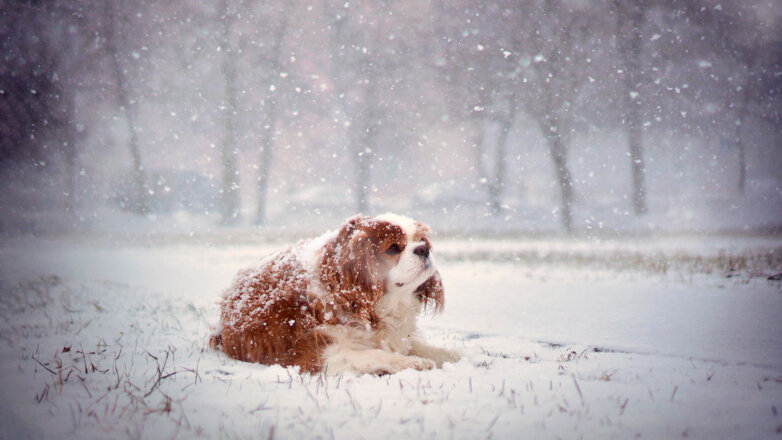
top-left (208, 329), bottom-right (222, 350)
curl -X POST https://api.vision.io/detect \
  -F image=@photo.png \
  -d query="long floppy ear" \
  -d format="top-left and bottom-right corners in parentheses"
top-left (320, 215), bottom-right (382, 324)
top-left (415, 270), bottom-right (444, 313)
top-left (343, 228), bottom-right (382, 299)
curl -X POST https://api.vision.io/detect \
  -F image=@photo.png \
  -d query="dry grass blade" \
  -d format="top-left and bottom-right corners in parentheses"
top-left (572, 375), bottom-right (584, 405)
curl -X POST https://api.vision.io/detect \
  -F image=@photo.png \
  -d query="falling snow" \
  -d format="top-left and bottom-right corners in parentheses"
top-left (1, 1), bottom-right (781, 438)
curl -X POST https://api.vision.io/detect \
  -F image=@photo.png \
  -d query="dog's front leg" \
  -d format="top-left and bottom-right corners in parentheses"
top-left (322, 347), bottom-right (435, 375)
top-left (409, 338), bottom-right (461, 367)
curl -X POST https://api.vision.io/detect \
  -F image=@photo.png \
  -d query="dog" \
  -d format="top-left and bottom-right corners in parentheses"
top-left (209, 213), bottom-right (460, 375)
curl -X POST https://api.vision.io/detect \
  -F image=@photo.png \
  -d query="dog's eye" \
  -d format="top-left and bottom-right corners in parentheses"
top-left (385, 244), bottom-right (402, 255)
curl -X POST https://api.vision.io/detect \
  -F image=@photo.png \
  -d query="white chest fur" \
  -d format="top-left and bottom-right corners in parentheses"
top-left (319, 287), bottom-right (455, 375)
top-left (374, 288), bottom-right (422, 354)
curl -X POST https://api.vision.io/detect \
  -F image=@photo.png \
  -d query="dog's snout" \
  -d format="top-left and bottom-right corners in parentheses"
top-left (413, 244), bottom-right (430, 259)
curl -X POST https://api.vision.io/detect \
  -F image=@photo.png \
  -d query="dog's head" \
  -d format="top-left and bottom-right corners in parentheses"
top-left (319, 213), bottom-right (444, 323)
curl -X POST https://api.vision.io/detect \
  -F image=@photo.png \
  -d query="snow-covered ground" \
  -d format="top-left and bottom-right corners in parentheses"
top-left (0, 234), bottom-right (780, 439)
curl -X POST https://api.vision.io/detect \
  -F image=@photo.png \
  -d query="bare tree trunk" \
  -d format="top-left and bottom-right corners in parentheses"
top-left (616, 0), bottom-right (647, 215)
top-left (105, 0), bottom-right (147, 214)
top-left (547, 133), bottom-right (573, 233)
top-left (353, 29), bottom-right (381, 214)
top-left (734, 57), bottom-right (754, 195)
top-left (736, 132), bottom-right (746, 194)
top-left (324, 3), bottom-right (371, 214)
top-left (537, 112), bottom-right (574, 233)
top-left (255, 104), bottom-right (275, 225)
top-left (63, 139), bottom-right (77, 216)
top-left (628, 104), bottom-right (646, 214)
top-left (355, 80), bottom-right (378, 214)
top-left (733, 107), bottom-right (748, 195)
top-left (488, 100), bottom-right (516, 215)
top-left (218, 0), bottom-right (240, 225)
top-left (355, 146), bottom-right (371, 213)
top-left (256, 3), bottom-right (292, 226)
top-left (471, 119), bottom-right (488, 189)
top-left (547, 131), bottom-right (574, 233)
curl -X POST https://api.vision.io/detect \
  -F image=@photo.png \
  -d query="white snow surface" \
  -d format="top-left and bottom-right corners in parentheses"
top-left (0, 234), bottom-right (781, 439)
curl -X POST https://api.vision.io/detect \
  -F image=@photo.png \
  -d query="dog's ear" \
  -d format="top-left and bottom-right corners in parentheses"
top-left (415, 221), bottom-right (431, 237)
top-left (346, 227), bottom-right (382, 297)
top-left (320, 215), bottom-right (382, 324)
top-left (335, 214), bottom-right (363, 242)
top-left (415, 270), bottom-right (444, 313)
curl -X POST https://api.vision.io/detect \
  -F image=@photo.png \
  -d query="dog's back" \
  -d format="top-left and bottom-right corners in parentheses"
top-left (211, 248), bottom-right (332, 372)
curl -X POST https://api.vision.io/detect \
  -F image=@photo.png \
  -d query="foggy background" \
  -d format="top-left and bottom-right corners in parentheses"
top-left (2, 0), bottom-right (780, 238)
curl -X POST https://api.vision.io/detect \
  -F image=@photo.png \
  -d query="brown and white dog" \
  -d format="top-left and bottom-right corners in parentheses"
top-left (209, 213), bottom-right (460, 375)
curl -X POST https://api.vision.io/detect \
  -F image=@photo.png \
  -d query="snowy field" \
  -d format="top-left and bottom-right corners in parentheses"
top-left (1, 233), bottom-right (781, 439)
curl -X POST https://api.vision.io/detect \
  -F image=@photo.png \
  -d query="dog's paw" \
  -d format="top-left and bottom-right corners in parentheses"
top-left (408, 356), bottom-right (436, 371)
top-left (426, 347), bottom-right (461, 367)
top-left (367, 356), bottom-right (434, 375)
top-left (443, 349), bottom-right (461, 364)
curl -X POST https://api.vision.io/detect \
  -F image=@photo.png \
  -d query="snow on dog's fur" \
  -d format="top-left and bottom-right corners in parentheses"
top-left (209, 214), bottom-right (460, 374)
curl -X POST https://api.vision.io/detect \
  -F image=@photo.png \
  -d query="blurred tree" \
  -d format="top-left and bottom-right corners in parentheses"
top-left (709, 4), bottom-right (782, 195)
top-left (103, 0), bottom-right (149, 214)
top-left (614, 0), bottom-right (648, 214)
top-left (254, 1), bottom-right (294, 226)
top-left (324, 0), bottom-right (426, 214)
top-left (518, 0), bottom-right (606, 233)
top-left (652, 1), bottom-right (782, 196)
top-left (324, 0), bottom-right (381, 213)
top-left (438, 0), bottom-right (607, 231)
top-left (0, 2), bottom-right (80, 215)
top-left (487, 94), bottom-right (518, 216)
top-left (217, 0), bottom-right (241, 224)
top-left (433, 1), bottom-right (520, 216)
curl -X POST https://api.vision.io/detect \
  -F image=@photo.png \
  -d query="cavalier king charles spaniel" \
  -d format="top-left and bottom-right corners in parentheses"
top-left (209, 213), bottom-right (460, 375)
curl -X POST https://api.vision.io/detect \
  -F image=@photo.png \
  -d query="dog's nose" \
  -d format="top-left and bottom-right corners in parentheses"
top-left (413, 244), bottom-right (430, 259)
